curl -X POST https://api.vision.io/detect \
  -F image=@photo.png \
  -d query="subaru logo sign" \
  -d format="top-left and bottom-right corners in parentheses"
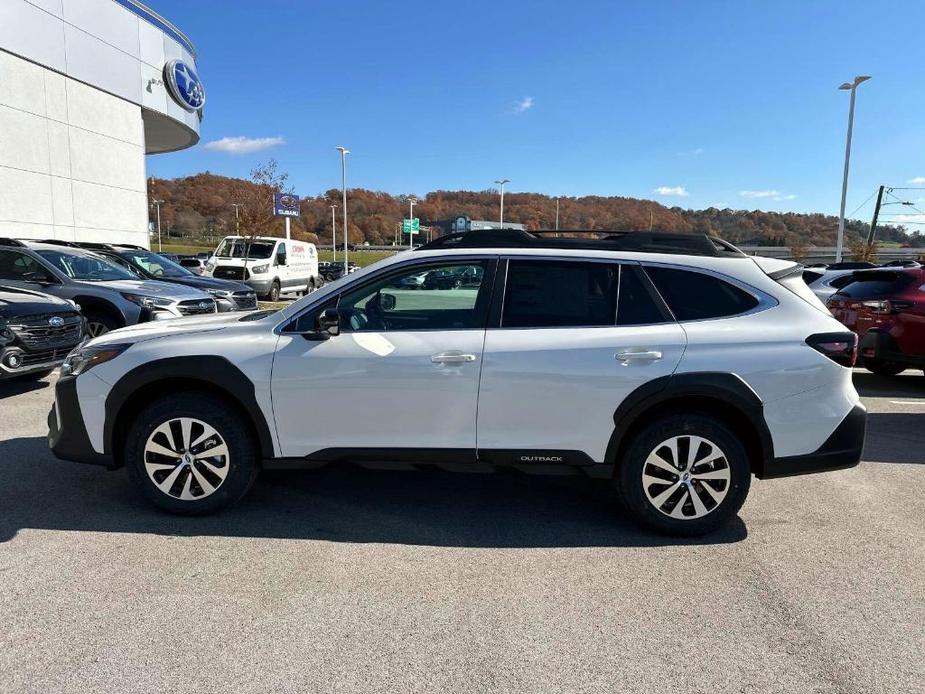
top-left (48, 316), bottom-right (64, 328)
top-left (164, 59), bottom-right (205, 112)
top-left (273, 192), bottom-right (301, 218)
top-left (198, 301), bottom-right (212, 311)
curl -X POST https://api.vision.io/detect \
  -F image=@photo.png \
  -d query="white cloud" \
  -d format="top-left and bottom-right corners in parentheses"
top-left (739, 190), bottom-right (780, 199)
top-left (891, 213), bottom-right (925, 225)
top-left (739, 190), bottom-right (796, 202)
top-left (907, 176), bottom-right (925, 184)
top-left (514, 96), bottom-right (534, 113)
top-left (653, 186), bottom-right (689, 197)
top-left (203, 136), bottom-right (285, 154)
top-left (679, 147), bottom-right (704, 156)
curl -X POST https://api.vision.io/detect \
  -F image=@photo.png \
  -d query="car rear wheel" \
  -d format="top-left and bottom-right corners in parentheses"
top-left (862, 358), bottom-right (906, 377)
top-left (125, 393), bottom-right (259, 515)
top-left (615, 414), bottom-right (751, 536)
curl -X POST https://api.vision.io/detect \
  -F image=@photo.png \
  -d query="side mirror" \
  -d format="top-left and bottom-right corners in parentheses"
top-left (277, 252), bottom-right (287, 266)
top-left (303, 308), bottom-right (340, 341)
top-left (22, 271), bottom-right (54, 285)
top-left (380, 292), bottom-right (397, 311)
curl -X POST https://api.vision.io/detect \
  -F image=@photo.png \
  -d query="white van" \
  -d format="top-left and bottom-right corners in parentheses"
top-left (207, 236), bottom-right (319, 301)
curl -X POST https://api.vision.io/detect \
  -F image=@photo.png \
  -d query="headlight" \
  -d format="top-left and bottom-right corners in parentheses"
top-left (207, 289), bottom-right (232, 298)
top-left (251, 264), bottom-right (269, 274)
top-left (121, 293), bottom-right (173, 308)
top-left (206, 262), bottom-right (216, 271)
top-left (60, 343), bottom-right (130, 378)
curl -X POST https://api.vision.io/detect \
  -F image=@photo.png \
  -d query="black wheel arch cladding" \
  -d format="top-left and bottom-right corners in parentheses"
top-left (104, 355), bottom-right (275, 460)
top-left (605, 372), bottom-right (775, 472)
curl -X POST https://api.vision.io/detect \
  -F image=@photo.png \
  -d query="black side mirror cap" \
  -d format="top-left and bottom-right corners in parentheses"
top-left (303, 308), bottom-right (340, 341)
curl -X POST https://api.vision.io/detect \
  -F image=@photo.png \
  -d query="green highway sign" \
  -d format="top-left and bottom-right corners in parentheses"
top-left (402, 218), bottom-right (420, 233)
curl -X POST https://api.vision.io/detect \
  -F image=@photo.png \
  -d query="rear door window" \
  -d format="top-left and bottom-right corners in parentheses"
top-left (617, 266), bottom-right (669, 325)
top-left (644, 266), bottom-right (760, 321)
top-left (502, 260), bottom-right (619, 328)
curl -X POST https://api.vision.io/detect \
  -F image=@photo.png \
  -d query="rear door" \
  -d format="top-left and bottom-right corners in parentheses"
top-left (476, 258), bottom-right (686, 465)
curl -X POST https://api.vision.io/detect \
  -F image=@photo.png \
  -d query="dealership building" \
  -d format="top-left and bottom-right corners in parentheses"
top-left (0, 0), bottom-right (202, 247)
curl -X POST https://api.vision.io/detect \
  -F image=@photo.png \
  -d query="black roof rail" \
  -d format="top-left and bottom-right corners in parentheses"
top-left (112, 243), bottom-right (147, 250)
top-left (414, 228), bottom-right (744, 257)
top-left (19, 238), bottom-right (79, 247)
top-left (73, 241), bottom-right (117, 251)
top-left (0, 237), bottom-right (27, 247)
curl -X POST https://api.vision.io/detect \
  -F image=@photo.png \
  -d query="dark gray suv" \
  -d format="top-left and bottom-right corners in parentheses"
top-left (0, 239), bottom-right (217, 336)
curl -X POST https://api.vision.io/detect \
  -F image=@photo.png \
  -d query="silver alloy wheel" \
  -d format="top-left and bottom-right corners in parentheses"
top-left (86, 321), bottom-right (109, 337)
top-left (143, 417), bottom-right (230, 500)
top-left (641, 435), bottom-right (731, 520)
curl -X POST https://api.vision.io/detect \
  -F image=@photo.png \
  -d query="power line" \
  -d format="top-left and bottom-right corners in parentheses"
top-left (846, 189), bottom-right (877, 218)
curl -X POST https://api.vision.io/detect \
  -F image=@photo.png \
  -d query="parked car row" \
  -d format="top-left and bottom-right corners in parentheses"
top-left (0, 237), bottom-right (262, 377)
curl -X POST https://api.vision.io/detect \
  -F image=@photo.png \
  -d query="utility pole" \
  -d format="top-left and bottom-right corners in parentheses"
top-left (330, 204), bottom-right (338, 261)
top-left (495, 179), bottom-right (510, 226)
top-left (555, 198), bottom-right (559, 236)
top-left (408, 197), bottom-right (417, 248)
top-left (337, 146), bottom-right (350, 270)
top-left (231, 203), bottom-right (242, 235)
top-left (152, 199), bottom-right (164, 251)
top-left (835, 75), bottom-right (871, 262)
top-left (866, 185), bottom-right (886, 246)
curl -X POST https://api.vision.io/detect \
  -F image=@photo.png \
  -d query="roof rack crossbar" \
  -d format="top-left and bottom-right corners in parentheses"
top-left (0, 238), bottom-right (26, 247)
top-left (414, 228), bottom-right (744, 257)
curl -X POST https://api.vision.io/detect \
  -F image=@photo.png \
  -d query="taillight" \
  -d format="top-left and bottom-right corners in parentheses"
top-left (860, 299), bottom-right (913, 314)
top-left (806, 332), bottom-right (858, 367)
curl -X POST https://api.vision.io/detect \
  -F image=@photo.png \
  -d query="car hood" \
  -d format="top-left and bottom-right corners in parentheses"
top-left (80, 279), bottom-right (211, 299)
top-left (84, 311), bottom-right (249, 347)
top-left (0, 284), bottom-right (76, 317)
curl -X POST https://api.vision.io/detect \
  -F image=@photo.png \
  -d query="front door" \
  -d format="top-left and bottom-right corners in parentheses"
top-left (271, 258), bottom-right (497, 459)
top-left (476, 258), bottom-right (687, 465)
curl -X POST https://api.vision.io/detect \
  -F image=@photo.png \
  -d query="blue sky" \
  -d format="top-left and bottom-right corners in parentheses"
top-left (147, 0), bottom-right (925, 220)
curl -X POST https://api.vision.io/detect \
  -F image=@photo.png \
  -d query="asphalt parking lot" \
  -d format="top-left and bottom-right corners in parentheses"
top-left (1, 370), bottom-right (922, 694)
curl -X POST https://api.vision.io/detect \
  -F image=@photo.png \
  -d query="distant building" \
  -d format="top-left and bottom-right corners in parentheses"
top-left (0, 1), bottom-right (203, 247)
top-left (433, 216), bottom-right (527, 235)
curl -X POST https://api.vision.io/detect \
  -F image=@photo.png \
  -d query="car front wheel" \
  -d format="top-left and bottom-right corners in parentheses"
top-left (616, 414), bottom-right (751, 536)
top-left (125, 393), bottom-right (259, 515)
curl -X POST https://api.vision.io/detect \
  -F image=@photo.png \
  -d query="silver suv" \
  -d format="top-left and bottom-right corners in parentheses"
top-left (0, 239), bottom-right (217, 336)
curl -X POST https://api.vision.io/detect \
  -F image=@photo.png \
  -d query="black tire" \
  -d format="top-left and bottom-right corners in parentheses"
top-left (125, 392), bottom-right (259, 515)
top-left (863, 358), bottom-right (905, 377)
top-left (84, 311), bottom-right (119, 337)
top-left (265, 280), bottom-right (281, 302)
top-left (615, 413), bottom-right (751, 536)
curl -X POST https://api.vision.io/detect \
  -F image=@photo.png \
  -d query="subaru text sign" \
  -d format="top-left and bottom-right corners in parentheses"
top-left (164, 59), bottom-right (205, 112)
top-left (274, 193), bottom-right (301, 218)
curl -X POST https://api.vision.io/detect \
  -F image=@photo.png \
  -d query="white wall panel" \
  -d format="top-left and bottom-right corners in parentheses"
top-left (43, 69), bottom-right (68, 122)
top-left (63, 0), bottom-right (140, 57)
top-left (0, 1), bottom-right (66, 73)
top-left (25, 0), bottom-right (63, 16)
top-left (0, 106), bottom-right (50, 173)
top-left (0, 49), bottom-right (47, 117)
top-left (69, 126), bottom-right (144, 191)
top-left (50, 176), bottom-right (74, 226)
top-left (63, 23), bottom-right (142, 106)
top-left (65, 77), bottom-right (143, 146)
top-left (0, 166), bottom-right (55, 225)
top-left (71, 180), bottom-right (146, 231)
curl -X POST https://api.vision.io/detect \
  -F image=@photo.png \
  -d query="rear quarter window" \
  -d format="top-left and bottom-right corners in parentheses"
top-left (835, 271), bottom-right (916, 298)
top-left (644, 266), bottom-right (760, 321)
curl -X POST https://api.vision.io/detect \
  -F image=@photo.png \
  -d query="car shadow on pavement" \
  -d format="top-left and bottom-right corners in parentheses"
top-left (853, 369), bottom-right (925, 397)
top-left (0, 436), bottom-right (747, 548)
top-left (0, 378), bottom-right (51, 398)
top-left (863, 414), bottom-right (925, 465)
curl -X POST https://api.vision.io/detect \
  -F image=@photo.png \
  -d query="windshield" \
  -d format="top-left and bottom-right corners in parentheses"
top-left (36, 249), bottom-right (138, 282)
top-left (123, 251), bottom-right (192, 278)
top-left (215, 239), bottom-right (274, 259)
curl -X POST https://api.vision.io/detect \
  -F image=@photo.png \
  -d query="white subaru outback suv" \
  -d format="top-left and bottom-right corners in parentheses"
top-left (48, 230), bottom-right (866, 535)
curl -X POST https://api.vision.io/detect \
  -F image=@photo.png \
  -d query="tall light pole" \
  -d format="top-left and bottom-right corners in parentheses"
top-left (495, 179), bottom-right (510, 226)
top-left (835, 75), bottom-right (871, 262)
top-left (231, 203), bottom-right (243, 235)
top-left (337, 146), bottom-right (350, 270)
top-left (408, 197), bottom-right (417, 248)
top-left (555, 197), bottom-right (560, 235)
top-left (151, 199), bottom-right (164, 251)
top-left (330, 204), bottom-right (338, 261)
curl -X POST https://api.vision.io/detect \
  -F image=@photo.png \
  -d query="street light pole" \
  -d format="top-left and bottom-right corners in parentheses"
top-left (231, 203), bottom-right (242, 235)
top-left (495, 179), bottom-right (510, 226)
top-left (336, 146), bottom-right (350, 271)
top-left (152, 199), bottom-right (164, 251)
top-left (555, 198), bottom-right (560, 235)
top-left (835, 75), bottom-right (871, 263)
top-left (408, 198), bottom-right (417, 248)
top-left (330, 204), bottom-right (338, 261)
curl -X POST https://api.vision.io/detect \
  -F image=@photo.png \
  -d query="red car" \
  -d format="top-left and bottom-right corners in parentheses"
top-left (827, 267), bottom-right (925, 376)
